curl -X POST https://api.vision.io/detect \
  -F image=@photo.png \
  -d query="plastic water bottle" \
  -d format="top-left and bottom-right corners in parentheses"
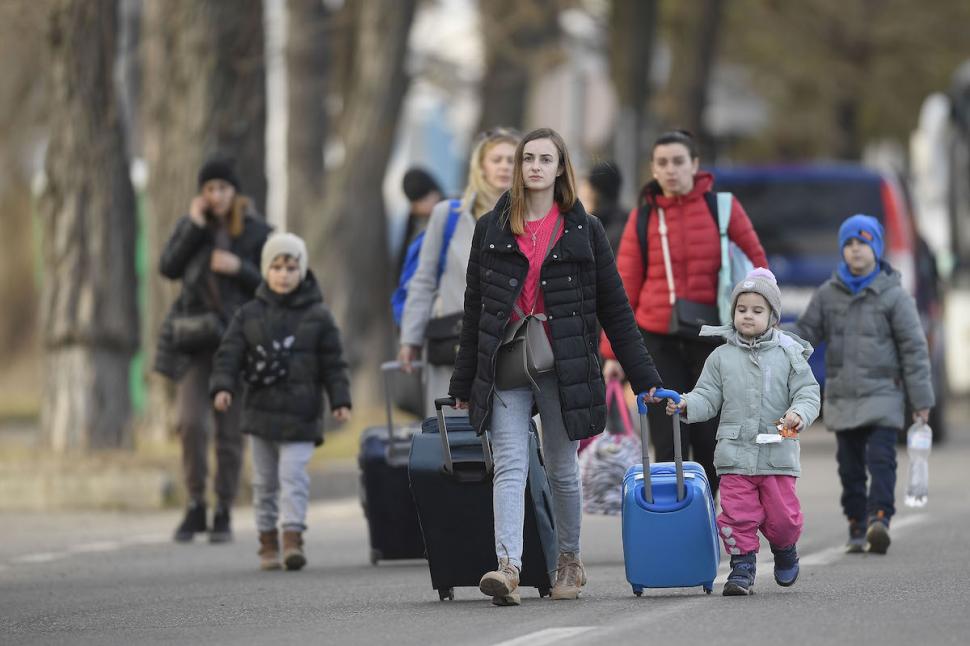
top-left (904, 420), bottom-right (932, 508)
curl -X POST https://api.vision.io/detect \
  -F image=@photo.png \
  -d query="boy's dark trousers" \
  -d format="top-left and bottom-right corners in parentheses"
top-left (835, 426), bottom-right (898, 522)
top-left (176, 352), bottom-right (244, 506)
top-left (640, 330), bottom-right (720, 497)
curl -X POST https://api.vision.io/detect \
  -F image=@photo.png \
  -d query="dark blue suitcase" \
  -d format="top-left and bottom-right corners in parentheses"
top-left (621, 389), bottom-right (720, 595)
top-left (357, 362), bottom-right (426, 564)
top-left (408, 397), bottom-right (558, 601)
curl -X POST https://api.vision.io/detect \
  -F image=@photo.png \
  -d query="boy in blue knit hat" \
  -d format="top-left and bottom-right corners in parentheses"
top-left (787, 214), bottom-right (934, 554)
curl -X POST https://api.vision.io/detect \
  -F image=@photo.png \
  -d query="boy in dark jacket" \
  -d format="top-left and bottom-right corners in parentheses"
top-left (211, 232), bottom-right (352, 571)
top-left (787, 215), bottom-right (933, 555)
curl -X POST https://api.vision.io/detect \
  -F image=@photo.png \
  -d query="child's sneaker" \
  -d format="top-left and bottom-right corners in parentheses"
top-left (770, 544), bottom-right (799, 587)
top-left (866, 510), bottom-right (891, 554)
top-left (479, 559), bottom-right (521, 606)
top-left (845, 518), bottom-right (866, 553)
top-left (723, 552), bottom-right (756, 596)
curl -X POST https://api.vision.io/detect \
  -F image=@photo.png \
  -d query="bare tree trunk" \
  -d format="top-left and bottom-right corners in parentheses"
top-left (141, 0), bottom-right (266, 443)
top-left (477, 0), bottom-right (561, 132)
top-left (286, 0), bottom-right (329, 237)
top-left (610, 0), bottom-right (658, 203)
top-left (40, 0), bottom-right (138, 452)
top-left (681, 0), bottom-right (725, 160)
top-left (310, 0), bottom-right (416, 392)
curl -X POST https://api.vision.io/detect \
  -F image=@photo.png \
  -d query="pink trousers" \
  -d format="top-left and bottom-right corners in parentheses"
top-left (717, 474), bottom-right (803, 555)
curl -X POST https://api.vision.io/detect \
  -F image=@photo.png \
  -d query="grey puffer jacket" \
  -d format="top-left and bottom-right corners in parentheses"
top-left (683, 326), bottom-right (820, 478)
top-left (785, 264), bottom-right (934, 432)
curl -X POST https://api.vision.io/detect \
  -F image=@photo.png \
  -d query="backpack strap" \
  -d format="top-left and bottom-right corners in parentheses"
top-left (437, 199), bottom-right (463, 280)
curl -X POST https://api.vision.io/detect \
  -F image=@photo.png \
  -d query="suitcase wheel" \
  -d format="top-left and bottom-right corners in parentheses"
top-left (538, 587), bottom-right (551, 598)
top-left (369, 549), bottom-right (381, 566)
top-left (438, 588), bottom-right (455, 601)
top-left (703, 584), bottom-right (713, 595)
top-left (632, 586), bottom-right (643, 597)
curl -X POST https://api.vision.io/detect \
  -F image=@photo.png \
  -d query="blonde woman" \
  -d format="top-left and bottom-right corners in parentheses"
top-left (398, 128), bottom-right (519, 416)
top-left (449, 128), bottom-right (663, 605)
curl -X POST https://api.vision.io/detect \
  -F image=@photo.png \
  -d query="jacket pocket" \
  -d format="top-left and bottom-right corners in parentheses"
top-left (713, 424), bottom-right (742, 469)
top-left (766, 439), bottom-right (800, 469)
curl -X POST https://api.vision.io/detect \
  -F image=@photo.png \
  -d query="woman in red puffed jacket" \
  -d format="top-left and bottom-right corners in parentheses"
top-left (601, 130), bottom-right (768, 497)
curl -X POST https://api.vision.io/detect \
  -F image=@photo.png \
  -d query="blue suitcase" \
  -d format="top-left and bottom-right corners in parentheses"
top-left (621, 389), bottom-right (720, 595)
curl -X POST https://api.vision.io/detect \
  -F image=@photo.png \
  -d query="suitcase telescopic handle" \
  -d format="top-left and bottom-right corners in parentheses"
top-left (381, 360), bottom-right (424, 443)
top-left (434, 397), bottom-right (493, 476)
top-left (637, 389), bottom-right (686, 503)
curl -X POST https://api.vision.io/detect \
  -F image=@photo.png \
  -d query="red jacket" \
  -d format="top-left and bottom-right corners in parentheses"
top-left (601, 172), bottom-right (767, 358)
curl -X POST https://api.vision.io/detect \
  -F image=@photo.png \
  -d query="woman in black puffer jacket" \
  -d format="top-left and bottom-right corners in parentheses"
top-left (450, 128), bottom-right (663, 606)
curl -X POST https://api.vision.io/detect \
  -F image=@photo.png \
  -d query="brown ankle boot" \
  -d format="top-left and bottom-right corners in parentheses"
top-left (282, 530), bottom-right (306, 571)
top-left (550, 552), bottom-right (587, 600)
top-left (258, 531), bottom-right (281, 570)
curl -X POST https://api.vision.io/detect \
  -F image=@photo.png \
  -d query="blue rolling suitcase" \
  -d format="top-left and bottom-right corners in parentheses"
top-left (621, 389), bottom-right (720, 595)
top-left (408, 397), bottom-right (558, 601)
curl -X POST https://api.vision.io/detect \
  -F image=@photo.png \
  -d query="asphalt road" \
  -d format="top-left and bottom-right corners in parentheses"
top-left (2, 413), bottom-right (969, 646)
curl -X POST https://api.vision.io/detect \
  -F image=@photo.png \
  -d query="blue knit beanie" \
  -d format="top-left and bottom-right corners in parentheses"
top-left (838, 214), bottom-right (884, 260)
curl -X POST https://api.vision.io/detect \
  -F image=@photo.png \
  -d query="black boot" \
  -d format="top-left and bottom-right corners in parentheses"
top-left (209, 503), bottom-right (233, 544)
top-left (173, 500), bottom-right (207, 543)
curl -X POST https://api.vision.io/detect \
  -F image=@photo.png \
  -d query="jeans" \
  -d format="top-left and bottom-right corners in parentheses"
top-left (836, 426), bottom-right (898, 523)
top-left (251, 436), bottom-right (315, 532)
top-left (490, 371), bottom-right (580, 569)
top-left (176, 352), bottom-right (243, 505)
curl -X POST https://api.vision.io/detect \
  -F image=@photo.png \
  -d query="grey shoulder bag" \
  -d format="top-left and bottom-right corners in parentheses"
top-left (494, 216), bottom-right (560, 391)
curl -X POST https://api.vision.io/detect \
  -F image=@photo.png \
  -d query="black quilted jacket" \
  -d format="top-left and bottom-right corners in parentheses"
top-left (209, 273), bottom-right (351, 446)
top-left (449, 194), bottom-right (662, 440)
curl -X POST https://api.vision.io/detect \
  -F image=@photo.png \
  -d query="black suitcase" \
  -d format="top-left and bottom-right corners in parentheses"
top-left (358, 361), bottom-right (426, 564)
top-left (408, 396), bottom-right (558, 601)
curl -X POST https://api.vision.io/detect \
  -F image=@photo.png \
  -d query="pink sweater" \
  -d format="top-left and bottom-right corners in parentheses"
top-left (512, 203), bottom-right (563, 320)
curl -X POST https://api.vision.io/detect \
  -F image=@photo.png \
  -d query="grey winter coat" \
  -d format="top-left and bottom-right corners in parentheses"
top-left (400, 199), bottom-right (476, 346)
top-left (785, 264), bottom-right (934, 431)
top-left (683, 326), bottom-right (821, 477)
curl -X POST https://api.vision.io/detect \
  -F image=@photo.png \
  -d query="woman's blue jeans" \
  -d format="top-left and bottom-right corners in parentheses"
top-left (490, 371), bottom-right (581, 569)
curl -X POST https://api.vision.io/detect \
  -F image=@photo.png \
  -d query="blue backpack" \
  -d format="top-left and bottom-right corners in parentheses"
top-left (391, 199), bottom-right (462, 325)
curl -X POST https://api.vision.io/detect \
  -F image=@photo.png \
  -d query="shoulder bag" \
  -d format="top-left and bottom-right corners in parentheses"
top-left (657, 207), bottom-right (719, 339)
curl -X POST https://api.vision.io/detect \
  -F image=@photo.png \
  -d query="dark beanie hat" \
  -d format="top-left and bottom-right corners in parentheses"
top-left (588, 161), bottom-right (622, 202)
top-left (402, 168), bottom-right (442, 201)
top-left (198, 156), bottom-right (241, 191)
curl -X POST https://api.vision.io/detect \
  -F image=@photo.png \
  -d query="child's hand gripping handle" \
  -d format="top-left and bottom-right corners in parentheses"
top-left (637, 389), bottom-right (686, 503)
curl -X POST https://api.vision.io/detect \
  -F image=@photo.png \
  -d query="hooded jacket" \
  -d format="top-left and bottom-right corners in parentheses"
top-left (683, 325), bottom-right (821, 477)
top-left (449, 193), bottom-right (663, 441)
top-left (602, 172), bottom-right (767, 356)
top-left (209, 272), bottom-right (351, 446)
top-left (785, 263), bottom-right (934, 431)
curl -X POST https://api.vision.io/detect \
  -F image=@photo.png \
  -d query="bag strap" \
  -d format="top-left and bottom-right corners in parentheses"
top-left (436, 199), bottom-right (463, 280)
top-left (657, 208), bottom-right (676, 306)
top-left (606, 379), bottom-right (635, 436)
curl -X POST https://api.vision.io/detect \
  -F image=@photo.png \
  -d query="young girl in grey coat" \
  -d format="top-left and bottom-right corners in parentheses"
top-left (667, 268), bottom-right (820, 596)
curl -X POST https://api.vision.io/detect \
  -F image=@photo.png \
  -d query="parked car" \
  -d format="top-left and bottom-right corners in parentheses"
top-left (710, 164), bottom-right (947, 441)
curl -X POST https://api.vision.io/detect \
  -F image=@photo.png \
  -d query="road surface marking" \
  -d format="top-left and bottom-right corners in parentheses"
top-left (493, 627), bottom-right (595, 646)
top-left (800, 513), bottom-right (927, 566)
top-left (12, 552), bottom-right (68, 564)
top-left (68, 541), bottom-right (122, 553)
